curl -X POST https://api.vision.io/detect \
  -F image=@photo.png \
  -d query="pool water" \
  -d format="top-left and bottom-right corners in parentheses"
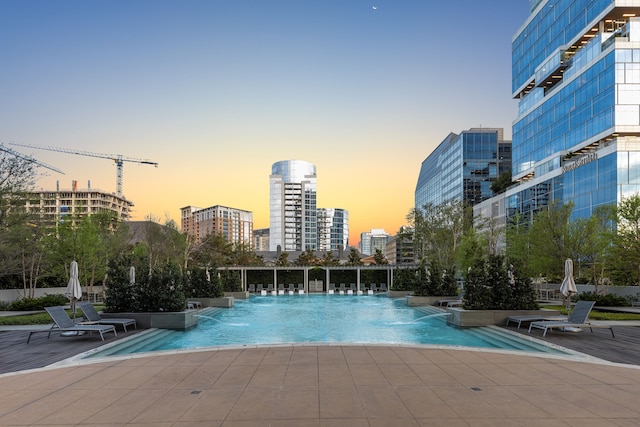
top-left (89, 294), bottom-right (572, 357)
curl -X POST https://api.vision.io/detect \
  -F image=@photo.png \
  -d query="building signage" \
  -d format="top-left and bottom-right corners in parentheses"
top-left (562, 152), bottom-right (598, 173)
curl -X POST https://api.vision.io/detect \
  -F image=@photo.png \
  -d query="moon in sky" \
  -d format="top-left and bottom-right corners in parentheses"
top-left (372, 6), bottom-right (377, 10)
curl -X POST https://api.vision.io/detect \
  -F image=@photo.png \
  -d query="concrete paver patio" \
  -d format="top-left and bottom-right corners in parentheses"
top-left (1, 345), bottom-right (640, 426)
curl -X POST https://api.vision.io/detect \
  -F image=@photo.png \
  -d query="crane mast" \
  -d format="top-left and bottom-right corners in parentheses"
top-left (10, 143), bottom-right (158, 197)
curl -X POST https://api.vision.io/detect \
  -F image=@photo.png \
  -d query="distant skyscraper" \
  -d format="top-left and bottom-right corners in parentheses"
top-left (415, 128), bottom-right (511, 210)
top-left (180, 205), bottom-right (253, 246)
top-left (269, 160), bottom-right (317, 251)
top-left (317, 208), bottom-right (349, 251)
top-left (359, 228), bottom-right (390, 256)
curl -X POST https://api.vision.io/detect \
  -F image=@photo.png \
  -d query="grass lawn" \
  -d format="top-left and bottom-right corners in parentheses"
top-left (541, 305), bottom-right (640, 320)
top-left (0, 307), bottom-right (99, 325)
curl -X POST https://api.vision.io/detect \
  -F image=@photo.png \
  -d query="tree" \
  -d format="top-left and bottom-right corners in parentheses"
top-left (46, 211), bottom-right (129, 296)
top-left (372, 249), bottom-right (388, 265)
top-left (275, 251), bottom-right (291, 267)
top-left (142, 215), bottom-right (187, 272)
top-left (295, 248), bottom-right (320, 266)
top-left (527, 201), bottom-right (573, 278)
top-left (320, 251), bottom-right (340, 266)
top-left (490, 171), bottom-right (512, 194)
top-left (346, 247), bottom-right (363, 266)
top-left (408, 199), bottom-right (467, 269)
top-left (230, 243), bottom-right (264, 266)
top-left (568, 204), bottom-right (614, 292)
top-left (0, 149), bottom-right (38, 279)
top-left (608, 194), bottom-right (640, 285)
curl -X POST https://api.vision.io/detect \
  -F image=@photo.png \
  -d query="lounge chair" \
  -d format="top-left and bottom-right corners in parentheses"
top-left (328, 283), bottom-right (336, 293)
top-left (266, 283), bottom-right (274, 292)
top-left (436, 292), bottom-right (464, 307)
top-left (528, 300), bottom-right (615, 337)
top-left (339, 283), bottom-right (346, 292)
top-left (78, 301), bottom-right (137, 332)
top-left (296, 283), bottom-right (304, 293)
top-left (248, 284), bottom-right (256, 293)
top-left (349, 283), bottom-right (356, 291)
top-left (380, 283), bottom-right (388, 292)
top-left (28, 306), bottom-right (117, 343)
top-left (370, 284), bottom-right (377, 292)
top-left (506, 313), bottom-right (567, 329)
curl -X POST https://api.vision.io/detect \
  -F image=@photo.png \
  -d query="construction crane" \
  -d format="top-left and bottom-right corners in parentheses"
top-left (10, 142), bottom-right (158, 197)
top-left (0, 143), bottom-right (64, 175)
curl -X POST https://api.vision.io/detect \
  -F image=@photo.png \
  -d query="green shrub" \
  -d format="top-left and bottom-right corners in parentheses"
top-left (136, 263), bottom-right (186, 312)
top-left (220, 269), bottom-right (240, 293)
top-left (576, 291), bottom-right (628, 307)
top-left (392, 267), bottom-right (419, 291)
top-left (104, 254), bottom-right (144, 313)
top-left (185, 267), bottom-right (224, 298)
top-left (463, 254), bottom-right (537, 310)
top-left (9, 294), bottom-right (69, 311)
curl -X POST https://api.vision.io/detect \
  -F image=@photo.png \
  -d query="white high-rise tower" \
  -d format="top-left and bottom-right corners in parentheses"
top-left (269, 160), bottom-right (317, 251)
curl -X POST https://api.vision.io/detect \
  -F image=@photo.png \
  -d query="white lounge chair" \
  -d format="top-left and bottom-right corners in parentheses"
top-left (28, 306), bottom-right (117, 343)
top-left (528, 301), bottom-right (615, 337)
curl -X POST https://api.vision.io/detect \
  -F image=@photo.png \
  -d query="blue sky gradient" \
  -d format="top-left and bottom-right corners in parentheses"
top-left (1, 0), bottom-right (530, 245)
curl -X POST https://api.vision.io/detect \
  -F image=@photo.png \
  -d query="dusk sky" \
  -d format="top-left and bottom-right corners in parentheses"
top-left (1, 1), bottom-right (530, 246)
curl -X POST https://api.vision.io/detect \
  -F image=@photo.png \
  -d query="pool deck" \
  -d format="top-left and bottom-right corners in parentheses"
top-left (2, 323), bottom-right (640, 425)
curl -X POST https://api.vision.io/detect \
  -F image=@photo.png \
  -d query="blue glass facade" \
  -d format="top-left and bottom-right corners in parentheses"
top-left (507, 0), bottom-right (640, 221)
top-left (415, 128), bottom-right (511, 210)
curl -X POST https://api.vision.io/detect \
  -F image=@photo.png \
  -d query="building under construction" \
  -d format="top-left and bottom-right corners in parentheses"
top-left (25, 180), bottom-right (133, 225)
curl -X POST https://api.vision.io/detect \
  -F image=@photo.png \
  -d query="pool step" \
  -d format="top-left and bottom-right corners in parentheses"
top-left (465, 327), bottom-right (561, 353)
top-left (89, 329), bottom-right (175, 357)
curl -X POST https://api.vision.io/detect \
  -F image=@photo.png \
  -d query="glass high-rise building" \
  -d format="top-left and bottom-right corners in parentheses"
top-left (317, 208), bottom-right (349, 252)
top-left (269, 160), bottom-right (317, 251)
top-left (415, 128), bottom-right (512, 210)
top-left (507, 0), bottom-right (640, 221)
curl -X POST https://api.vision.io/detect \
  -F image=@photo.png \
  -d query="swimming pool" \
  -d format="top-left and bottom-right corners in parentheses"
top-left (88, 294), bottom-right (573, 358)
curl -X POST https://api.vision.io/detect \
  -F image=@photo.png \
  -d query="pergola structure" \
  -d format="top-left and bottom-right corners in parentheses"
top-left (217, 265), bottom-right (416, 293)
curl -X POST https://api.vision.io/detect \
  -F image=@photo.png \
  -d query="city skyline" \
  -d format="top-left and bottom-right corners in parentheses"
top-left (0, 0), bottom-right (530, 245)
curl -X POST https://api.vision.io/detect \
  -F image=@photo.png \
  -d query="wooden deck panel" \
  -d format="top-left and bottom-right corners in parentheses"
top-left (0, 328), bottom-right (143, 375)
top-left (505, 325), bottom-right (640, 365)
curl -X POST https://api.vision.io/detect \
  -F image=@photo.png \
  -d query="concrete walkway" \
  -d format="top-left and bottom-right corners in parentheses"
top-left (1, 345), bottom-right (640, 426)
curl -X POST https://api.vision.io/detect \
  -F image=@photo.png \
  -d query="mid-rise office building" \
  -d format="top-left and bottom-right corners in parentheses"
top-left (269, 160), bottom-right (317, 251)
top-left (506, 0), bottom-right (640, 221)
top-left (317, 208), bottom-right (349, 252)
top-left (181, 205), bottom-right (253, 246)
top-left (384, 226), bottom-right (415, 265)
top-left (415, 128), bottom-right (512, 210)
top-left (25, 180), bottom-right (133, 224)
top-left (253, 228), bottom-right (270, 252)
top-left (359, 228), bottom-right (391, 256)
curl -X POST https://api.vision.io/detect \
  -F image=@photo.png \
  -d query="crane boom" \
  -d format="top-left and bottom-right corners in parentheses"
top-left (10, 142), bottom-right (157, 197)
top-left (0, 143), bottom-right (64, 175)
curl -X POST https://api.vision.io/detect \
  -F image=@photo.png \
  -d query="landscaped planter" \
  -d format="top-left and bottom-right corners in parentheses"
top-left (101, 310), bottom-right (198, 330)
top-left (404, 295), bottom-right (457, 306)
top-left (446, 307), bottom-right (562, 328)
top-left (387, 290), bottom-right (414, 298)
top-left (189, 296), bottom-right (235, 308)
